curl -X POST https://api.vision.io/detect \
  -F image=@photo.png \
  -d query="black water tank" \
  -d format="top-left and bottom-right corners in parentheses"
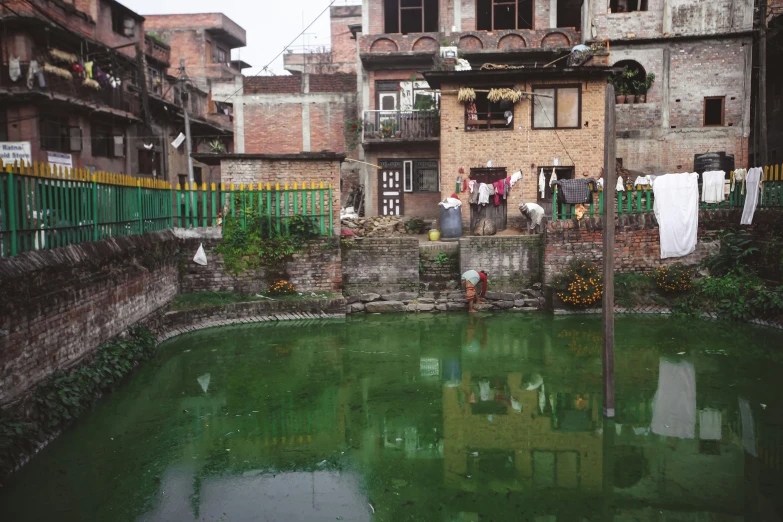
top-left (694, 152), bottom-right (735, 174)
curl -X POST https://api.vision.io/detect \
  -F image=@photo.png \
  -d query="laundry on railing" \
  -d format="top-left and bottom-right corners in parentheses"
top-left (741, 167), bottom-right (764, 225)
top-left (653, 173), bottom-right (699, 259)
top-left (731, 168), bottom-right (747, 195)
top-left (701, 170), bottom-right (726, 203)
top-left (552, 178), bottom-right (597, 204)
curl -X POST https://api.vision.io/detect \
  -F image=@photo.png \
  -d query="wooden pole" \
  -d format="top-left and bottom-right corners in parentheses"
top-left (759, 0), bottom-right (769, 166)
top-left (602, 82), bottom-right (616, 418)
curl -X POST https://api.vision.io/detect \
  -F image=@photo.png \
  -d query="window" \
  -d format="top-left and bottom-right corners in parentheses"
top-left (193, 167), bottom-right (203, 186)
top-left (401, 159), bottom-right (439, 193)
top-left (148, 67), bottom-right (162, 95)
top-left (111, 8), bottom-right (135, 36)
top-left (465, 89), bottom-right (515, 131)
top-left (383, 0), bottom-right (439, 34)
top-left (610, 0), bottom-right (648, 13)
top-left (40, 118), bottom-right (72, 152)
top-left (213, 45), bottom-right (228, 64)
top-left (138, 149), bottom-right (160, 176)
top-left (476, 0), bottom-right (533, 31)
top-left (91, 125), bottom-right (123, 157)
top-left (704, 97), bottom-right (725, 126)
top-left (557, 0), bottom-right (583, 28)
top-left (376, 81), bottom-right (400, 111)
top-left (532, 85), bottom-right (581, 129)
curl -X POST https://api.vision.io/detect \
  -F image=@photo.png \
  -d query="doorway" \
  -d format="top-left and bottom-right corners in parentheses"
top-left (469, 167), bottom-right (508, 232)
top-left (378, 160), bottom-right (404, 216)
top-left (537, 166), bottom-right (575, 217)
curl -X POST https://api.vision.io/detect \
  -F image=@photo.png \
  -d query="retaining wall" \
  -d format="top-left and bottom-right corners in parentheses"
top-left (0, 231), bottom-right (179, 406)
top-left (341, 237), bottom-right (420, 296)
top-left (459, 235), bottom-right (542, 291)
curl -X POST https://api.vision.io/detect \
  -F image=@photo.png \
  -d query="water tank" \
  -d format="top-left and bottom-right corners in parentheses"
top-left (439, 206), bottom-right (463, 239)
top-left (694, 152), bottom-right (735, 174)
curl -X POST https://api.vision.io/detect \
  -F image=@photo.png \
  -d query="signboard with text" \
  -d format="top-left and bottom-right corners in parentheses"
top-left (47, 151), bottom-right (73, 168)
top-left (0, 141), bottom-right (32, 165)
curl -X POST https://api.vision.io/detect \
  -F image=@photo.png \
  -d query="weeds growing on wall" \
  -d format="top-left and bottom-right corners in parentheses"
top-left (215, 201), bottom-right (318, 274)
top-left (0, 326), bottom-right (156, 477)
top-left (553, 260), bottom-right (604, 309)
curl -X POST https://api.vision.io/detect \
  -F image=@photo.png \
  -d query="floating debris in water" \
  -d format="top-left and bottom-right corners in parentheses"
top-left (677, 352), bottom-right (686, 355)
top-left (369, 503), bottom-right (375, 514)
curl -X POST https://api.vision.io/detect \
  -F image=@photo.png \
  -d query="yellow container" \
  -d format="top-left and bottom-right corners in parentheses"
top-left (429, 229), bottom-right (441, 241)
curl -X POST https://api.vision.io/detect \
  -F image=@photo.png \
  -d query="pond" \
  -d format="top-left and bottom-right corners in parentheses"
top-left (2, 314), bottom-right (783, 521)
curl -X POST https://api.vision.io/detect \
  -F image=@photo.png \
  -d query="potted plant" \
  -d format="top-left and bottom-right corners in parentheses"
top-left (615, 82), bottom-right (626, 104)
top-left (637, 73), bottom-right (655, 103)
top-left (380, 118), bottom-right (395, 138)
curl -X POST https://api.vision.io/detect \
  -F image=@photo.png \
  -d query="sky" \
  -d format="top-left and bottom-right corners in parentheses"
top-left (122, 0), bottom-right (361, 76)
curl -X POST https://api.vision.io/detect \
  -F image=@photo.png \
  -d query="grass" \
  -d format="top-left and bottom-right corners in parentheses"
top-left (169, 291), bottom-right (340, 312)
top-left (614, 273), bottom-right (656, 308)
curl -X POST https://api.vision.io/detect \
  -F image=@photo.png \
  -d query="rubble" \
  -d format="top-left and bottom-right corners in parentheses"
top-left (346, 288), bottom-right (546, 314)
top-left (340, 216), bottom-right (434, 238)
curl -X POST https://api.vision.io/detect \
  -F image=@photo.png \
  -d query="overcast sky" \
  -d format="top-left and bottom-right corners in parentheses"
top-left (123, 0), bottom-right (361, 76)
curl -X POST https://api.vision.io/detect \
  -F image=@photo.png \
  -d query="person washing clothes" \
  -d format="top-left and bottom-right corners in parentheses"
top-left (461, 269), bottom-right (488, 313)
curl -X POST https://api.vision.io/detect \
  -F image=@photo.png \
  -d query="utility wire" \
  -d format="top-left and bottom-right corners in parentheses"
top-left (222, 0), bottom-right (337, 103)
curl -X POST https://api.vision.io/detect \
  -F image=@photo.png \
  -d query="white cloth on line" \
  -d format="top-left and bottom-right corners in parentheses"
top-left (732, 168), bottom-right (747, 194)
top-left (653, 173), bottom-right (699, 259)
top-left (9, 57), bottom-right (21, 82)
top-left (651, 359), bottom-right (696, 439)
top-left (469, 179), bottom-right (476, 193)
top-left (438, 197), bottom-right (462, 209)
top-left (741, 167), bottom-right (764, 225)
top-left (701, 170), bottom-right (726, 203)
top-left (478, 183), bottom-right (490, 205)
top-left (538, 168), bottom-right (546, 198)
top-left (510, 171), bottom-right (523, 188)
top-left (634, 175), bottom-right (653, 187)
top-left (616, 175), bottom-right (625, 192)
top-left (739, 398), bottom-right (757, 456)
top-left (549, 168), bottom-right (558, 187)
top-left (699, 408), bottom-right (722, 440)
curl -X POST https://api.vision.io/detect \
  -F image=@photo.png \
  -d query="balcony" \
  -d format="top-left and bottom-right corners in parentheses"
top-left (144, 35), bottom-right (171, 66)
top-left (360, 28), bottom-right (581, 65)
top-left (0, 61), bottom-right (141, 117)
top-left (362, 110), bottom-right (439, 145)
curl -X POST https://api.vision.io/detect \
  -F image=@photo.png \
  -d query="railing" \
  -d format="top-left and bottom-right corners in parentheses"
top-left (466, 112), bottom-right (511, 131)
top-left (362, 110), bottom-right (439, 142)
top-left (144, 35), bottom-right (171, 64)
top-left (0, 161), bottom-right (334, 258)
top-left (174, 182), bottom-right (334, 237)
top-left (552, 168), bottom-right (783, 221)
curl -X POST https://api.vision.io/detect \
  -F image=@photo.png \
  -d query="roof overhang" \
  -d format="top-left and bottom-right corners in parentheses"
top-left (422, 66), bottom-right (620, 89)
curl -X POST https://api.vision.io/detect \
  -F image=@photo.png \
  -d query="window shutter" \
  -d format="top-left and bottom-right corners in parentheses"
top-left (403, 160), bottom-right (413, 193)
top-left (112, 135), bottom-right (125, 157)
top-left (68, 127), bottom-right (82, 152)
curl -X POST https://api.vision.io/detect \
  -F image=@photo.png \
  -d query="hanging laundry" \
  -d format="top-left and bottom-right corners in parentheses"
top-left (468, 187), bottom-right (479, 205)
top-left (551, 178), bottom-right (597, 204)
top-left (538, 168), bottom-right (546, 199)
top-left (651, 359), bottom-right (696, 439)
top-left (548, 168), bottom-right (558, 187)
top-left (701, 170), bottom-right (726, 203)
top-left (478, 183), bottom-right (490, 205)
top-left (652, 173), bottom-right (699, 259)
top-left (9, 57), bottom-right (21, 82)
top-left (26, 60), bottom-right (39, 89)
top-left (37, 69), bottom-right (46, 88)
top-left (492, 179), bottom-right (505, 206)
top-left (85, 61), bottom-right (94, 79)
top-left (633, 175), bottom-right (653, 188)
top-left (616, 175), bottom-right (625, 192)
top-left (462, 178), bottom-right (469, 192)
top-left (740, 167), bottom-right (764, 225)
top-left (731, 168), bottom-right (747, 195)
top-left (738, 398), bottom-right (757, 456)
top-left (698, 408), bottom-right (722, 440)
top-left (468, 179), bottom-right (476, 193)
top-left (466, 101), bottom-right (478, 130)
top-left (510, 171), bottom-right (522, 188)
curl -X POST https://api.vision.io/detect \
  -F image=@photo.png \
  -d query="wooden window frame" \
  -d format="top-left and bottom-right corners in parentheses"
top-left (465, 86), bottom-right (515, 132)
top-left (703, 96), bottom-right (725, 127)
top-left (384, 0), bottom-right (439, 34)
top-left (531, 84), bottom-right (582, 130)
top-left (476, 0), bottom-right (535, 31)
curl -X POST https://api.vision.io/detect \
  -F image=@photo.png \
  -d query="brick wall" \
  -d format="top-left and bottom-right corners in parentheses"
top-left (459, 235), bottom-right (542, 290)
top-left (439, 77), bottom-right (607, 227)
top-left (540, 210), bottom-right (757, 283)
top-left (419, 242), bottom-right (460, 283)
top-left (220, 154), bottom-right (343, 234)
top-left (179, 236), bottom-right (342, 295)
top-left (0, 232), bottom-right (178, 406)
top-left (244, 103), bottom-right (304, 154)
top-left (341, 237), bottom-right (420, 295)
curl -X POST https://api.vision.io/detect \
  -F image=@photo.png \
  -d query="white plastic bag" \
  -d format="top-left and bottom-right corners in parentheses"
top-left (193, 243), bottom-right (207, 266)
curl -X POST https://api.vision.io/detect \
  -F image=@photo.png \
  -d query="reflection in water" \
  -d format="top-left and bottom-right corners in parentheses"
top-left (1, 314), bottom-right (783, 522)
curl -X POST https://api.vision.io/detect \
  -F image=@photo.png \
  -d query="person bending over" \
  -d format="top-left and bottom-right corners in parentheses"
top-left (461, 269), bottom-right (488, 312)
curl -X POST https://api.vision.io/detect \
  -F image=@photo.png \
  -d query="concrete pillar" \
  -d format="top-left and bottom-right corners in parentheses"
top-left (662, 0), bottom-right (672, 35)
top-left (302, 103), bottom-right (311, 152)
top-left (454, 0), bottom-right (462, 31)
top-left (550, 0), bottom-right (557, 29)
top-left (582, 0), bottom-right (591, 43)
top-left (661, 47), bottom-right (670, 131)
top-left (233, 75), bottom-right (245, 153)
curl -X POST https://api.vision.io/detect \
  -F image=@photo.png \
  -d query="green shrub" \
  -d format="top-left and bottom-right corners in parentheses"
top-left (614, 272), bottom-right (655, 308)
top-left (553, 260), bottom-right (603, 308)
top-left (652, 263), bottom-right (692, 294)
top-left (267, 280), bottom-right (296, 297)
top-left (704, 229), bottom-right (758, 276)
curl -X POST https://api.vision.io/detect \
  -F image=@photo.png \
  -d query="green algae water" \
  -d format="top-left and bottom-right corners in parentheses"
top-left (3, 313), bottom-right (783, 521)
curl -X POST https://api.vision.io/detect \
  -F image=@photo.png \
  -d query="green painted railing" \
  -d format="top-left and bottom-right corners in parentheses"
top-left (174, 181), bottom-right (334, 237)
top-left (0, 161), bottom-right (334, 258)
top-left (551, 172), bottom-right (783, 221)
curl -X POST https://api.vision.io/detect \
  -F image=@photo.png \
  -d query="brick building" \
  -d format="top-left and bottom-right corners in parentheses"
top-left (0, 0), bottom-right (233, 183)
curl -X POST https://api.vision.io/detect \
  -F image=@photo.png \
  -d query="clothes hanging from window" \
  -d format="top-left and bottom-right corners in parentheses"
top-left (85, 61), bottom-right (93, 79)
top-left (551, 178), bottom-right (597, 204)
top-left (741, 167), bottom-right (764, 225)
top-left (468, 186), bottom-right (479, 205)
top-left (493, 179), bottom-right (505, 206)
top-left (651, 359), bottom-right (696, 439)
top-left (9, 57), bottom-right (21, 82)
top-left (466, 101), bottom-right (478, 130)
top-left (549, 168), bottom-right (558, 187)
top-left (701, 170), bottom-right (726, 203)
top-left (699, 408), bottom-right (722, 440)
top-left (468, 179), bottom-right (476, 193)
top-left (478, 183), bottom-right (490, 205)
top-left (538, 168), bottom-right (546, 198)
top-left (510, 171), bottom-right (522, 188)
top-left (652, 173), bottom-right (699, 259)
top-left (26, 60), bottom-right (39, 89)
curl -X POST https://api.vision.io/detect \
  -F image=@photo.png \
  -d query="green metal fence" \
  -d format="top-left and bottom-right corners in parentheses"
top-left (0, 161), bottom-right (334, 258)
top-left (552, 172), bottom-right (783, 221)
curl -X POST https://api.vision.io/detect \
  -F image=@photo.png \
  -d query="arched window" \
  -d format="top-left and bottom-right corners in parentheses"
top-left (612, 60), bottom-right (651, 100)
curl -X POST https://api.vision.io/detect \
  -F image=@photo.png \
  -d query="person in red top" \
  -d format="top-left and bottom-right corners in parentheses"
top-left (461, 270), bottom-right (489, 312)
